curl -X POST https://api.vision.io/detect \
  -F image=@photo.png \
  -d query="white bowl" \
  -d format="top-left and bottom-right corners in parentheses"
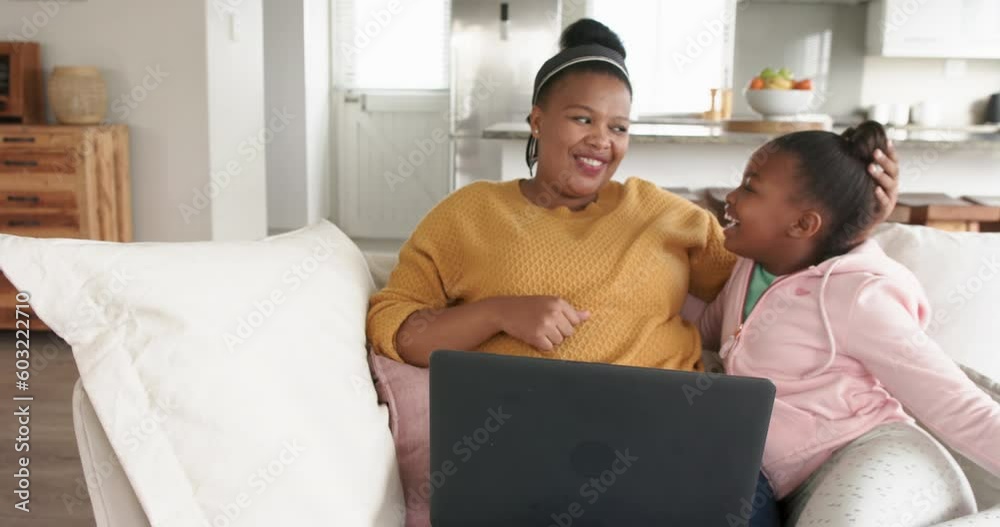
top-left (745, 88), bottom-right (815, 118)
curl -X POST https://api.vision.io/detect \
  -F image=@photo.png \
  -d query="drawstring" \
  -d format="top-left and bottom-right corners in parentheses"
top-left (805, 258), bottom-right (843, 378)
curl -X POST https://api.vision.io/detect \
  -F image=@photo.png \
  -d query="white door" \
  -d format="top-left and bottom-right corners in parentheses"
top-left (333, 0), bottom-right (452, 239)
top-left (336, 90), bottom-right (451, 238)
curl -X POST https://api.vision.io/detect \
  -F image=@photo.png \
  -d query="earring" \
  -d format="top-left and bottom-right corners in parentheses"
top-left (533, 129), bottom-right (539, 135)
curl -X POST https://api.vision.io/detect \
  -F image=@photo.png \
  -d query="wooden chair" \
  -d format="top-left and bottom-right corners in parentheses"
top-left (889, 193), bottom-right (1000, 232)
top-left (961, 196), bottom-right (1000, 232)
top-left (662, 186), bottom-right (709, 210)
top-left (702, 187), bottom-right (732, 224)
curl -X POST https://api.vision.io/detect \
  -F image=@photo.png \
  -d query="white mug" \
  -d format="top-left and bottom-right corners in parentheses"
top-left (889, 103), bottom-right (910, 127)
top-left (911, 101), bottom-right (942, 127)
top-left (869, 103), bottom-right (891, 124)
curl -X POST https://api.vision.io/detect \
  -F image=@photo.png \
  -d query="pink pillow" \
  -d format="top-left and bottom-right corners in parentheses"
top-left (368, 352), bottom-right (431, 527)
top-left (680, 293), bottom-right (707, 323)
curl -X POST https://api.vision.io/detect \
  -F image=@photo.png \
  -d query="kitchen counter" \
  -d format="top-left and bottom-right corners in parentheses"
top-left (483, 122), bottom-right (1000, 150)
top-left (481, 121), bottom-right (1000, 197)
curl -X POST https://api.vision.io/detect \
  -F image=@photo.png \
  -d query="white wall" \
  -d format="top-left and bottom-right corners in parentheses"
top-left (0, 0), bottom-right (268, 242)
top-left (734, 3), bottom-right (867, 120)
top-left (734, 2), bottom-right (1000, 126)
top-left (207, 0), bottom-right (269, 241)
top-left (263, 0), bottom-right (308, 230)
top-left (304, 0), bottom-right (332, 227)
top-left (262, 0), bottom-right (331, 233)
top-left (861, 58), bottom-right (1000, 126)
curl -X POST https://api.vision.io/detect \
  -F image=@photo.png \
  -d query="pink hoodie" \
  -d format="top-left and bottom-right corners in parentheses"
top-left (698, 240), bottom-right (1000, 499)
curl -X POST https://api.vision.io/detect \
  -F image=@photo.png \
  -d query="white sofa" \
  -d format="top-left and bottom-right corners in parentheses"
top-left (64, 227), bottom-right (1000, 526)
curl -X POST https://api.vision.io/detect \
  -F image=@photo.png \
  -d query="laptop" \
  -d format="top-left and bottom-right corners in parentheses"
top-left (429, 350), bottom-right (776, 527)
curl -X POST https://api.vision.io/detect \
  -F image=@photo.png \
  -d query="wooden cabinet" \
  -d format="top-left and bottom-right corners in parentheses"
top-left (0, 124), bottom-right (131, 329)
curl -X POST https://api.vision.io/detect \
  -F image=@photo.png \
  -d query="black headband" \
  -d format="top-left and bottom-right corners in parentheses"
top-left (525, 44), bottom-right (631, 173)
top-left (531, 44), bottom-right (630, 105)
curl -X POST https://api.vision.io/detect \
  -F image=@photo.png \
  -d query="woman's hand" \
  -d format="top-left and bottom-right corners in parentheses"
top-left (849, 140), bottom-right (901, 244)
top-left (870, 140), bottom-right (900, 220)
top-left (489, 296), bottom-right (590, 351)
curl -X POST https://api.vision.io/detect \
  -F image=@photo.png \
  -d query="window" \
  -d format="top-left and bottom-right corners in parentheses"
top-left (334, 0), bottom-right (451, 90)
top-left (589, 0), bottom-right (735, 117)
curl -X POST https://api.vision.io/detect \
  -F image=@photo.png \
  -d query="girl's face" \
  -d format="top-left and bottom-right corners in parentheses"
top-left (723, 148), bottom-right (820, 266)
top-left (529, 72), bottom-right (631, 202)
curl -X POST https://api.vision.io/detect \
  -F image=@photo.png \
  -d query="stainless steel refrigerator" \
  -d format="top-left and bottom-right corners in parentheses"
top-left (450, 0), bottom-right (562, 188)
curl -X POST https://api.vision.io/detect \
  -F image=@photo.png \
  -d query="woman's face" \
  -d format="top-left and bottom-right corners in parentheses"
top-left (529, 72), bottom-right (631, 200)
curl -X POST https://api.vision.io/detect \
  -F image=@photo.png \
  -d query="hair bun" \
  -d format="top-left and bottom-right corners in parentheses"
top-left (841, 120), bottom-right (888, 164)
top-left (560, 18), bottom-right (626, 58)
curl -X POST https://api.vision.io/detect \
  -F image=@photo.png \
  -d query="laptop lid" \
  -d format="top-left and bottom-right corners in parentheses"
top-left (429, 350), bottom-right (775, 526)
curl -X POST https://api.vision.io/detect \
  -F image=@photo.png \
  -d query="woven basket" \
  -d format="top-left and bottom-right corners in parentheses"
top-left (48, 66), bottom-right (107, 125)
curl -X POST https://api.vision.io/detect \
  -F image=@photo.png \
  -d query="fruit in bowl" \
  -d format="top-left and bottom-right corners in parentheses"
top-left (750, 67), bottom-right (812, 90)
top-left (745, 67), bottom-right (815, 118)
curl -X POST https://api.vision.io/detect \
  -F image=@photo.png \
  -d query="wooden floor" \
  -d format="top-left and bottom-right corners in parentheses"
top-left (0, 330), bottom-right (95, 526)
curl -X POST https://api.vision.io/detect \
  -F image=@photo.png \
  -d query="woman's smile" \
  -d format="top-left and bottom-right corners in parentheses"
top-left (572, 152), bottom-right (610, 178)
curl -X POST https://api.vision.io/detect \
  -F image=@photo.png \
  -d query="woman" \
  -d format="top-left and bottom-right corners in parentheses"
top-left (367, 19), bottom-right (899, 371)
top-left (367, 18), bottom-right (900, 527)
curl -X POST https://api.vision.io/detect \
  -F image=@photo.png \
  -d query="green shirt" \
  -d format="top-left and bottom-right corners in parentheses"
top-left (743, 262), bottom-right (778, 320)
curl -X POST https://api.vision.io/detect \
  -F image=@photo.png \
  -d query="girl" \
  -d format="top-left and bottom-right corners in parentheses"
top-left (699, 121), bottom-right (1000, 525)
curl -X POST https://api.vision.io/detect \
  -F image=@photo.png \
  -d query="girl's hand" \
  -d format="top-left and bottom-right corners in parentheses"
top-left (870, 140), bottom-right (900, 220)
top-left (488, 296), bottom-right (590, 351)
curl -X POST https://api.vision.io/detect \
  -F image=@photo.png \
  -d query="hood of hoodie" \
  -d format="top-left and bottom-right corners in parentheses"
top-left (797, 239), bottom-right (918, 284)
top-left (815, 240), bottom-right (925, 367)
top-left (720, 239), bottom-right (926, 379)
top-left (810, 240), bottom-right (914, 378)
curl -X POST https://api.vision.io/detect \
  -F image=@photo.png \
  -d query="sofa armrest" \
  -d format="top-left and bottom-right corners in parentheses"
top-left (932, 506), bottom-right (1000, 526)
top-left (72, 379), bottom-right (150, 527)
top-left (364, 251), bottom-right (398, 290)
top-left (924, 365), bottom-right (1000, 510)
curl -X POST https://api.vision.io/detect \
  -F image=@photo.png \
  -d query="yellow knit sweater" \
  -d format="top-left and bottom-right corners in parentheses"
top-left (366, 177), bottom-right (736, 371)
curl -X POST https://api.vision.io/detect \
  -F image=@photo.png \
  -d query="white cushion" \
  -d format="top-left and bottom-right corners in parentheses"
top-left (786, 422), bottom-right (976, 526)
top-left (873, 224), bottom-right (1000, 381)
top-left (0, 220), bottom-right (404, 527)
